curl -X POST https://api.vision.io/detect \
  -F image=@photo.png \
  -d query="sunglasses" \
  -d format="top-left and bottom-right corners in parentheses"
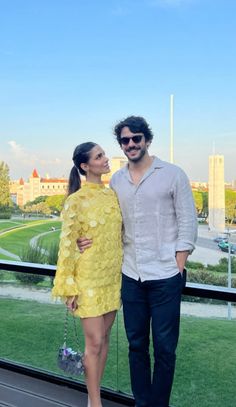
top-left (120, 135), bottom-right (143, 145)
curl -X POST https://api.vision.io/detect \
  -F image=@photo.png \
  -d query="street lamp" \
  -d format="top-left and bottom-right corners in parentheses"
top-left (224, 228), bottom-right (236, 320)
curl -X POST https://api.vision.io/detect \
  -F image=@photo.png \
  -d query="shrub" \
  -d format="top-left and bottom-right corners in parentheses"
top-left (186, 260), bottom-right (205, 270)
top-left (188, 257), bottom-right (236, 274)
top-left (207, 257), bottom-right (236, 274)
top-left (15, 244), bottom-right (46, 285)
top-left (0, 211), bottom-right (11, 219)
top-left (46, 241), bottom-right (59, 265)
top-left (184, 269), bottom-right (236, 303)
top-left (187, 269), bottom-right (236, 288)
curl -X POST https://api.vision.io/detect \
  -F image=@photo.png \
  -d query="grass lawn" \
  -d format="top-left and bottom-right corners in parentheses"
top-left (39, 229), bottom-right (61, 247)
top-left (0, 221), bottom-right (61, 257)
top-left (0, 221), bottom-right (27, 232)
top-left (0, 297), bottom-right (235, 406)
top-left (0, 253), bottom-right (15, 261)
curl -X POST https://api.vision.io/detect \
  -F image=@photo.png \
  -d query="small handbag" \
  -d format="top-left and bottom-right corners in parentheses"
top-left (57, 309), bottom-right (84, 376)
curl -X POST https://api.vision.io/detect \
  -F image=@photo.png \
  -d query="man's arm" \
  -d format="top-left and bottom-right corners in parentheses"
top-left (174, 169), bottom-right (198, 254)
top-left (176, 250), bottom-right (189, 274)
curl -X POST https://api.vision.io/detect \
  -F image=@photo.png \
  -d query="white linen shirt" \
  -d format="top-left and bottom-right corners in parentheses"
top-left (110, 157), bottom-right (198, 281)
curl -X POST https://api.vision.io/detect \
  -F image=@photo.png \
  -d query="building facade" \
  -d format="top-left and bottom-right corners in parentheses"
top-left (10, 157), bottom-right (128, 206)
top-left (10, 169), bottom-right (68, 206)
top-left (208, 155), bottom-right (225, 232)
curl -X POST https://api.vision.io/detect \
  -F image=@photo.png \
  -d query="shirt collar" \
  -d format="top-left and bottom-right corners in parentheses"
top-left (152, 156), bottom-right (166, 169)
top-left (123, 156), bottom-right (165, 173)
top-left (122, 156), bottom-right (166, 184)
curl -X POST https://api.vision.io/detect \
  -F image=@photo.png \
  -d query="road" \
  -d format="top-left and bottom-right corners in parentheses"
top-left (190, 225), bottom-right (236, 265)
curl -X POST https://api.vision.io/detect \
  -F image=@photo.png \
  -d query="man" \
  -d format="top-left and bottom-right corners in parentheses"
top-left (79, 116), bottom-right (198, 407)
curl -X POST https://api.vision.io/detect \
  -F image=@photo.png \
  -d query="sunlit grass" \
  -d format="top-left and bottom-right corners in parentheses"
top-left (0, 297), bottom-right (235, 406)
top-left (0, 221), bottom-right (61, 256)
top-left (0, 221), bottom-right (26, 232)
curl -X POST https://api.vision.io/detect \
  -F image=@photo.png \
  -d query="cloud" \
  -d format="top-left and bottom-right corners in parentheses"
top-left (149, 0), bottom-right (196, 7)
top-left (7, 140), bottom-right (62, 172)
top-left (111, 4), bottom-right (130, 16)
top-left (8, 140), bottom-right (25, 156)
top-left (39, 157), bottom-right (62, 166)
top-left (110, 0), bottom-right (195, 18)
top-left (0, 49), bottom-right (14, 56)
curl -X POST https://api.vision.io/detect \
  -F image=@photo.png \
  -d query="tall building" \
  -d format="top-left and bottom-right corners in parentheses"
top-left (101, 157), bottom-right (127, 184)
top-left (10, 169), bottom-right (68, 206)
top-left (208, 155), bottom-right (225, 231)
top-left (110, 157), bottom-right (127, 173)
top-left (232, 179), bottom-right (236, 190)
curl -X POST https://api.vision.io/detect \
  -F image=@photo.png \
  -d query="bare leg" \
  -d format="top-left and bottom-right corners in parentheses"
top-left (98, 311), bottom-right (116, 383)
top-left (81, 316), bottom-right (105, 407)
top-left (81, 311), bottom-right (117, 407)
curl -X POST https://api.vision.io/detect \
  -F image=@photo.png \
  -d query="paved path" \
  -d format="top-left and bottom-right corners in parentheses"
top-left (0, 227), bottom-right (59, 259)
top-left (29, 229), bottom-right (59, 254)
top-left (1, 284), bottom-right (235, 319)
top-left (0, 247), bottom-right (20, 260)
top-left (190, 245), bottom-right (228, 265)
top-left (190, 225), bottom-right (236, 265)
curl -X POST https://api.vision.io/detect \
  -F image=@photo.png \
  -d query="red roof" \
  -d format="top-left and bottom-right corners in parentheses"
top-left (19, 177), bottom-right (24, 185)
top-left (32, 169), bottom-right (39, 178)
top-left (40, 178), bottom-right (68, 183)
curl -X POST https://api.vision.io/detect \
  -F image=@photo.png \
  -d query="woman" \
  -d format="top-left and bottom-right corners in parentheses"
top-left (52, 142), bottom-right (122, 407)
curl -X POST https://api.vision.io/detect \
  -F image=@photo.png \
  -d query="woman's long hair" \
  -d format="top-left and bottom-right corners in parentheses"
top-left (68, 142), bottom-right (97, 196)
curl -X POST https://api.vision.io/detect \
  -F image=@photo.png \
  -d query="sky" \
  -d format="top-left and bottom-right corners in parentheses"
top-left (0, 0), bottom-right (235, 182)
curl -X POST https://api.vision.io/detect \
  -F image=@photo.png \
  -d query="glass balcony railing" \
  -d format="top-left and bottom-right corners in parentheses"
top-left (0, 260), bottom-right (236, 407)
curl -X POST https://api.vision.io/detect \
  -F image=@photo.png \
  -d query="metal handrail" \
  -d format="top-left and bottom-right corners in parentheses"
top-left (1, 259), bottom-right (236, 302)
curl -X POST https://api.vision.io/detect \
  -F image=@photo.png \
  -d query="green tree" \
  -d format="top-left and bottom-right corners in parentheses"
top-left (0, 162), bottom-right (11, 218)
top-left (24, 195), bottom-right (47, 207)
top-left (23, 194), bottom-right (65, 215)
top-left (192, 191), bottom-right (203, 214)
top-left (24, 202), bottom-right (51, 215)
top-left (225, 189), bottom-right (236, 223)
top-left (45, 194), bottom-right (65, 213)
top-left (202, 191), bottom-right (208, 216)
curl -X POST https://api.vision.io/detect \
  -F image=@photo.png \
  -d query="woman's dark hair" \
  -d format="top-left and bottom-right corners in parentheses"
top-left (68, 142), bottom-right (97, 195)
top-left (114, 116), bottom-right (154, 145)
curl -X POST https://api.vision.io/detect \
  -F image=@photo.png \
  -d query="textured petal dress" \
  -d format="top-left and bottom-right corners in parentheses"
top-left (52, 182), bottom-right (122, 318)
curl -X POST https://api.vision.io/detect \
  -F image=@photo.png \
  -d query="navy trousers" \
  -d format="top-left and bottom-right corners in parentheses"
top-left (121, 272), bottom-right (185, 407)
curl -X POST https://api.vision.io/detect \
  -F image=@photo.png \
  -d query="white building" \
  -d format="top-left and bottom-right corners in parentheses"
top-left (208, 155), bottom-right (225, 231)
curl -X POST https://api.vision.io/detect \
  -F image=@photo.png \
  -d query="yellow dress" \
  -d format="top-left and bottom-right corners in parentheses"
top-left (52, 182), bottom-right (122, 318)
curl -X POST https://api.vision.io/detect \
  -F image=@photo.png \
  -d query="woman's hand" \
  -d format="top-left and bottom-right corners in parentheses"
top-left (66, 296), bottom-right (78, 312)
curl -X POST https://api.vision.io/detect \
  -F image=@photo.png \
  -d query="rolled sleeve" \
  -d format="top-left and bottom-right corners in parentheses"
top-left (173, 169), bottom-right (198, 254)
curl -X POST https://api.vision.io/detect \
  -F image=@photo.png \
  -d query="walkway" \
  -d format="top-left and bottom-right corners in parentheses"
top-left (1, 284), bottom-right (235, 319)
top-left (0, 367), bottom-right (130, 407)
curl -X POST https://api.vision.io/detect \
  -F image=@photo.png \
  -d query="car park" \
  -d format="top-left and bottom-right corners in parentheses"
top-left (213, 236), bottom-right (228, 243)
top-left (218, 241), bottom-right (236, 254)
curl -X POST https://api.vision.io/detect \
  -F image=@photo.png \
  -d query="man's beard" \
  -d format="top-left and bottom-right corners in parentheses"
top-left (124, 146), bottom-right (147, 162)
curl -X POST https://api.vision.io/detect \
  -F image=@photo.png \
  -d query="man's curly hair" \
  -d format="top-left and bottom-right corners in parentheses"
top-left (114, 116), bottom-right (154, 145)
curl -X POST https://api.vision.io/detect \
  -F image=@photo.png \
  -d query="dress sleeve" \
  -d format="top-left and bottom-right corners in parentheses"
top-left (52, 195), bottom-right (81, 299)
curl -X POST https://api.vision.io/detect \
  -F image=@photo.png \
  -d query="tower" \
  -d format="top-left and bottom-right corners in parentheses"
top-left (29, 168), bottom-right (41, 202)
top-left (208, 155), bottom-right (225, 231)
top-left (170, 94), bottom-right (174, 163)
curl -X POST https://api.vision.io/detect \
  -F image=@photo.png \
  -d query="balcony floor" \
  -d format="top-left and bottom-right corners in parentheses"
top-left (0, 368), bottom-right (129, 407)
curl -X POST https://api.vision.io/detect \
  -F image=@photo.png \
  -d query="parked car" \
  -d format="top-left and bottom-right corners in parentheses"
top-left (218, 241), bottom-right (236, 254)
top-left (213, 236), bottom-right (228, 243)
